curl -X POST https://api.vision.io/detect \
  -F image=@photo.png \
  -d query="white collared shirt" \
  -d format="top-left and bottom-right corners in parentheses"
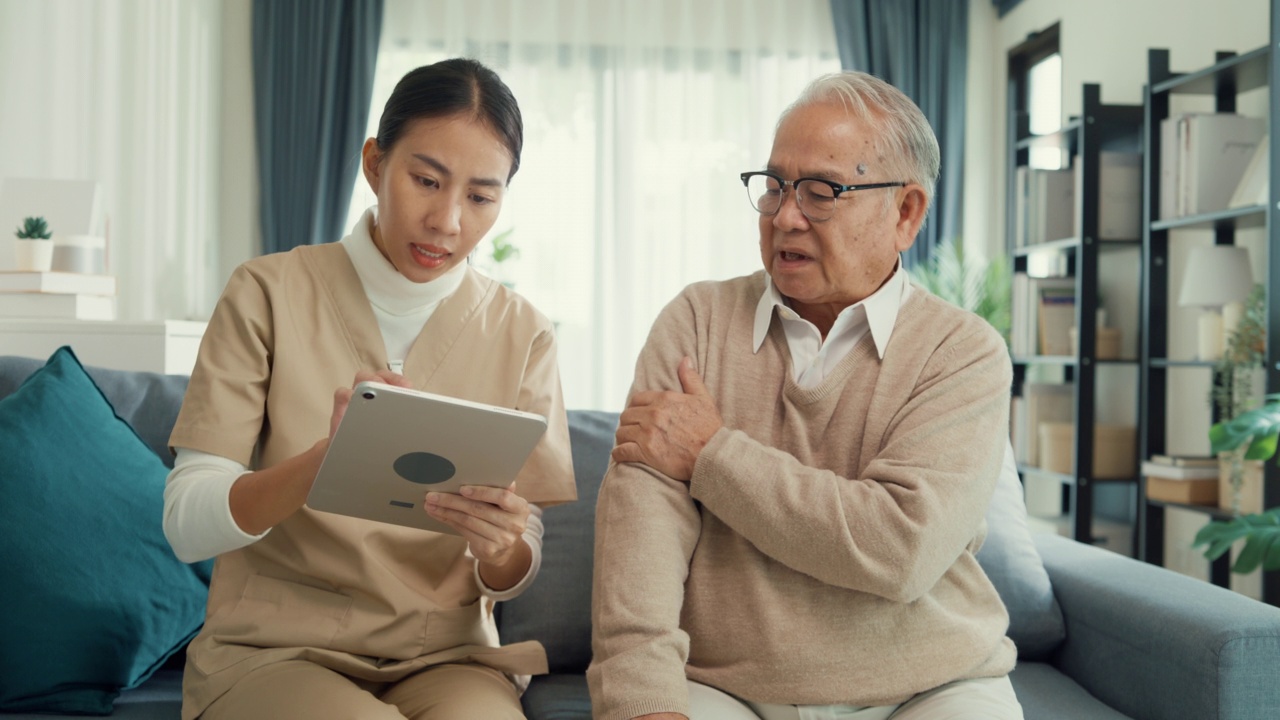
top-left (752, 258), bottom-right (912, 388)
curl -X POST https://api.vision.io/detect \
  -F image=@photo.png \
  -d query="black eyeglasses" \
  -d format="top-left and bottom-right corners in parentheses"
top-left (740, 171), bottom-right (906, 222)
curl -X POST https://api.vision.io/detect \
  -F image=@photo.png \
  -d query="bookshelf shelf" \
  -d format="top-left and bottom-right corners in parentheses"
top-left (1145, 498), bottom-right (1236, 522)
top-left (1015, 119), bottom-right (1083, 150)
top-left (1012, 354), bottom-right (1076, 366)
top-left (1013, 237), bottom-right (1081, 256)
top-left (1150, 204), bottom-right (1265, 232)
top-left (1148, 358), bottom-right (1217, 368)
top-left (1150, 46), bottom-right (1268, 96)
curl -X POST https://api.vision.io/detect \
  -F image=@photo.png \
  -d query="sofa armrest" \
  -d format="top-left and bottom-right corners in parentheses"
top-left (1035, 533), bottom-right (1280, 720)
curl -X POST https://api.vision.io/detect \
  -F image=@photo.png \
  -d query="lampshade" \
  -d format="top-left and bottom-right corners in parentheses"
top-left (1178, 245), bottom-right (1254, 308)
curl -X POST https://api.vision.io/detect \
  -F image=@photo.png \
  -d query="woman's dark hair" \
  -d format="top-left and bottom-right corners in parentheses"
top-left (375, 58), bottom-right (524, 181)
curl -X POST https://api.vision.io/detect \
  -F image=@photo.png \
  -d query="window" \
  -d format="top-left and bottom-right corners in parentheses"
top-left (1009, 24), bottom-right (1063, 170)
top-left (348, 0), bottom-right (841, 410)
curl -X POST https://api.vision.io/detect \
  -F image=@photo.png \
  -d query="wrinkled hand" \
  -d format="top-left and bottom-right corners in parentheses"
top-left (426, 483), bottom-right (531, 566)
top-left (611, 357), bottom-right (722, 482)
top-left (329, 369), bottom-right (413, 441)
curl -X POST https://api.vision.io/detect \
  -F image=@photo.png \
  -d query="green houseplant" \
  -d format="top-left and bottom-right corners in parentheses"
top-left (13, 216), bottom-right (55, 272)
top-left (15, 216), bottom-right (52, 240)
top-left (908, 238), bottom-right (1011, 347)
top-left (1193, 394), bottom-right (1280, 573)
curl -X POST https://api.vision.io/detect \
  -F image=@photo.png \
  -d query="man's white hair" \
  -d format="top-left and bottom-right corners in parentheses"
top-left (782, 71), bottom-right (939, 214)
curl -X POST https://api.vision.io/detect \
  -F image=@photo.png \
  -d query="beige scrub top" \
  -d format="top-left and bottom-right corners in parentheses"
top-left (169, 243), bottom-right (576, 719)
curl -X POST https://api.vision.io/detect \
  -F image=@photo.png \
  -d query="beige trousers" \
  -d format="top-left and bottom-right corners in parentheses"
top-left (199, 660), bottom-right (525, 720)
top-left (688, 676), bottom-right (1024, 720)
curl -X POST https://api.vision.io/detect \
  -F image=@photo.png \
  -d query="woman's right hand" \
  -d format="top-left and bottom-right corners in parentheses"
top-left (329, 369), bottom-right (414, 441)
top-left (229, 370), bottom-right (416, 536)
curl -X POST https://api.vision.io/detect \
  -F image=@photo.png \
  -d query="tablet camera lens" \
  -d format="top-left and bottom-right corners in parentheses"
top-left (362, 390), bottom-right (376, 400)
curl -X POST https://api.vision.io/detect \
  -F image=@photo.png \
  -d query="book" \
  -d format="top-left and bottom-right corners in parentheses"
top-left (1140, 460), bottom-right (1219, 481)
top-left (1037, 287), bottom-right (1076, 356)
top-left (1180, 113), bottom-right (1265, 216)
top-left (1026, 168), bottom-right (1076, 244)
top-left (0, 292), bottom-right (116, 320)
top-left (1229, 135), bottom-right (1269, 209)
top-left (1022, 383), bottom-right (1074, 466)
top-left (1015, 276), bottom-right (1073, 357)
top-left (1097, 152), bottom-right (1142, 240)
top-left (1149, 454), bottom-right (1218, 468)
top-left (1146, 475), bottom-right (1218, 505)
top-left (0, 271), bottom-right (116, 296)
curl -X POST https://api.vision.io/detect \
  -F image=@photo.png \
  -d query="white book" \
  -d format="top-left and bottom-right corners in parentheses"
top-left (1141, 460), bottom-right (1219, 481)
top-left (1181, 113), bottom-right (1266, 216)
top-left (1014, 166), bottom-right (1029, 248)
top-left (1025, 277), bottom-right (1074, 357)
top-left (0, 292), bottom-right (116, 320)
top-left (1098, 152), bottom-right (1142, 240)
top-left (1011, 273), bottom-right (1029, 357)
top-left (1028, 168), bottom-right (1075, 244)
top-left (0, 271), bottom-right (116, 296)
top-left (1229, 135), bottom-right (1269, 209)
top-left (1160, 116), bottom-right (1178, 219)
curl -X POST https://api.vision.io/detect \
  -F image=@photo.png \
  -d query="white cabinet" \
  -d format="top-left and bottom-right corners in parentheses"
top-left (0, 319), bottom-right (207, 375)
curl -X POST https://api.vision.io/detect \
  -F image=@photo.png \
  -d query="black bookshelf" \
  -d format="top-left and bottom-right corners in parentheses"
top-left (1138, 9), bottom-right (1280, 605)
top-left (1007, 82), bottom-right (1145, 545)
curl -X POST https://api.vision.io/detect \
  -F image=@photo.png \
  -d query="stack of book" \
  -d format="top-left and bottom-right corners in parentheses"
top-left (0, 271), bottom-right (117, 321)
top-left (1142, 455), bottom-right (1219, 506)
top-left (1159, 112), bottom-right (1266, 219)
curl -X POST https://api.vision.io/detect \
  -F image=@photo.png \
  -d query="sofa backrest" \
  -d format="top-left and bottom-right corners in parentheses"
top-left (498, 410), bottom-right (1067, 672)
top-left (0, 356), bottom-right (1065, 670)
top-left (0, 355), bottom-right (189, 468)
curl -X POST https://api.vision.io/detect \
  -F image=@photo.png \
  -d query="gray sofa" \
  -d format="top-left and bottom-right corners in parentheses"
top-left (2, 354), bottom-right (1280, 720)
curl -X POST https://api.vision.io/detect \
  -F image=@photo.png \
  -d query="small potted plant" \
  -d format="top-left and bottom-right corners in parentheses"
top-left (1212, 284), bottom-right (1267, 514)
top-left (480, 227), bottom-right (520, 288)
top-left (1193, 394), bottom-right (1280, 574)
top-left (13, 216), bottom-right (55, 272)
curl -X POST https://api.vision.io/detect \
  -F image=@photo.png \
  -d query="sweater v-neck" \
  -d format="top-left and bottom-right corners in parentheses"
top-left (777, 291), bottom-right (923, 406)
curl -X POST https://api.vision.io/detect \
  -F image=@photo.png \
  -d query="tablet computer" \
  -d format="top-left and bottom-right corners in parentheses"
top-left (306, 381), bottom-right (548, 534)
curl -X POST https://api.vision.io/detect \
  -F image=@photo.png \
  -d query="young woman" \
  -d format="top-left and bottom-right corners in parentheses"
top-left (163, 58), bottom-right (575, 720)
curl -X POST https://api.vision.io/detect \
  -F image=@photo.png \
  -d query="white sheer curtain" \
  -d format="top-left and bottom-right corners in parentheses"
top-left (349, 0), bottom-right (840, 410)
top-left (0, 0), bottom-right (222, 322)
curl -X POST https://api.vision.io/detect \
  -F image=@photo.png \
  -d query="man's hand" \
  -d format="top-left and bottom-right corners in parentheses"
top-left (612, 357), bottom-right (722, 482)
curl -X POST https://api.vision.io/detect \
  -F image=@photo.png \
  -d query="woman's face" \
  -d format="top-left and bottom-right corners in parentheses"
top-left (361, 113), bottom-right (513, 283)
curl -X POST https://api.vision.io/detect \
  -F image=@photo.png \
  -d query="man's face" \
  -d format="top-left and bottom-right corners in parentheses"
top-left (758, 101), bottom-right (919, 311)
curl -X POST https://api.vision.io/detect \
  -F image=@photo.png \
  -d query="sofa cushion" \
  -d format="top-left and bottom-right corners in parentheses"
top-left (0, 347), bottom-right (209, 715)
top-left (0, 354), bottom-right (191, 469)
top-left (521, 673), bottom-right (592, 720)
top-left (498, 410), bottom-right (618, 673)
top-left (975, 445), bottom-right (1066, 660)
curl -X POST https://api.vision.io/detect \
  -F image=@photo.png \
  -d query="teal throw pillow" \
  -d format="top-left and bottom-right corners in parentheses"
top-left (0, 347), bottom-right (209, 715)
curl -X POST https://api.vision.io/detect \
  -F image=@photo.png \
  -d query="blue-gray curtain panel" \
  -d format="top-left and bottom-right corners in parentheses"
top-left (993, 0), bottom-right (1026, 18)
top-left (253, 0), bottom-right (383, 254)
top-left (829, 0), bottom-right (968, 268)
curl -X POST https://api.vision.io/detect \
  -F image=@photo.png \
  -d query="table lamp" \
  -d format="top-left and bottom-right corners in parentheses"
top-left (1178, 245), bottom-right (1254, 361)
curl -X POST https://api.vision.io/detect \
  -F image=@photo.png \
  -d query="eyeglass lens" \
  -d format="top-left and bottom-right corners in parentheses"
top-left (746, 175), bottom-right (838, 220)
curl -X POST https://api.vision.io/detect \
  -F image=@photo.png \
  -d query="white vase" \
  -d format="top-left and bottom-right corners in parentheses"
top-left (13, 239), bottom-right (54, 272)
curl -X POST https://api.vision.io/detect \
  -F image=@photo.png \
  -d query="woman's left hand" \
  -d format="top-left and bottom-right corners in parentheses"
top-left (425, 484), bottom-right (530, 567)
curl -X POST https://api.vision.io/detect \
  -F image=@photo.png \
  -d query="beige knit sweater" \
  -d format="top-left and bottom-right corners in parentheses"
top-left (588, 271), bottom-right (1016, 720)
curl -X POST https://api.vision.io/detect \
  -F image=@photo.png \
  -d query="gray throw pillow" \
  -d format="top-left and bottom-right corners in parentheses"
top-left (976, 441), bottom-right (1067, 660)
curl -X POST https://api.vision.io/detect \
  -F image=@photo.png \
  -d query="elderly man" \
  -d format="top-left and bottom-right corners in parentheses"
top-left (587, 71), bottom-right (1022, 720)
